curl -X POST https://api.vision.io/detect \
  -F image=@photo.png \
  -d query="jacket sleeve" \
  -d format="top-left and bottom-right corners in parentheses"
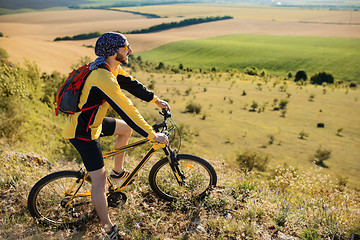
top-left (94, 70), bottom-right (156, 140)
top-left (117, 74), bottom-right (156, 102)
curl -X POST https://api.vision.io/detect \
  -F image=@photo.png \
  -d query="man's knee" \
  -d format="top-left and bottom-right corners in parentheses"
top-left (89, 168), bottom-right (107, 188)
top-left (114, 119), bottom-right (132, 137)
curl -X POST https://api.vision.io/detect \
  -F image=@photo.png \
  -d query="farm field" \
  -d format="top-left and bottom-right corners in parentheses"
top-left (1, 6), bottom-right (360, 73)
top-left (137, 34), bottom-right (360, 82)
top-left (116, 4), bottom-right (360, 22)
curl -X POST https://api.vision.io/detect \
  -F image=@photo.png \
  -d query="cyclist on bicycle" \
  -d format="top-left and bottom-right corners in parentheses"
top-left (62, 32), bottom-right (170, 239)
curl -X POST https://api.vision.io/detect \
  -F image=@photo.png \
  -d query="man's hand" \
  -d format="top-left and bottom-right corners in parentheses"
top-left (153, 133), bottom-right (169, 146)
top-left (155, 99), bottom-right (171, 111)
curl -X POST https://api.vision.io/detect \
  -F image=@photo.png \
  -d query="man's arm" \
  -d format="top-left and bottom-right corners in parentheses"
top-left (117, 74), bottom-right (171, 111)
top-left (117, 75), bottom-right (154, 102)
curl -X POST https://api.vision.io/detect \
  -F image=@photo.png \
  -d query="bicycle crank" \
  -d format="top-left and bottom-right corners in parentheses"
top-left (107, 192), bottom-right (127, 208)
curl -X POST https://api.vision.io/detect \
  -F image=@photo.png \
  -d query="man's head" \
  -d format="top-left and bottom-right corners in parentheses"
top-left (94, 32), bottom-right (132, 65)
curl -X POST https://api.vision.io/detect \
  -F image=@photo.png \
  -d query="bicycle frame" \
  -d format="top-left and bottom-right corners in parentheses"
top-left (105, 139), bottom-right (167, 192)
top-left (64, 138), bottom-right (170, 207)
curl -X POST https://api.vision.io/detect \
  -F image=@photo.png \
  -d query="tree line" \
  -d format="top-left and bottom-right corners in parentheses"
top-left (126, 16), bottom-right (233, 34)
top-left (54, 32), bottom-right (101, 41)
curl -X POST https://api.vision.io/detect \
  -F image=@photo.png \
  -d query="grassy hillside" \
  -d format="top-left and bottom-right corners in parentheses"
top-left (137, 34), bottom-right (360, 82)
top-left (0, 59), bottom-right (359, 239)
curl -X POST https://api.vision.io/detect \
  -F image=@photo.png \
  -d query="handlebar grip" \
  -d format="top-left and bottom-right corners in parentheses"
top-left (161, 109), bottom-right (171, 118)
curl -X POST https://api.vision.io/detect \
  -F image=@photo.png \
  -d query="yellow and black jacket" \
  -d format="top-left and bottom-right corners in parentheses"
top-left (62, 63), bottom-right (157, 141)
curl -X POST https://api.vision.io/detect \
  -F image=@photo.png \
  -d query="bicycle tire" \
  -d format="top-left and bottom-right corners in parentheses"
top-left (149, 154), bottom-right (217, 201)
top-left (27, 170), bottom-right (93, 227)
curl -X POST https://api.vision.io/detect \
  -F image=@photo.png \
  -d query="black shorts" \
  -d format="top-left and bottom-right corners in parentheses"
top-left (69, 117), bottom-right (116, 172)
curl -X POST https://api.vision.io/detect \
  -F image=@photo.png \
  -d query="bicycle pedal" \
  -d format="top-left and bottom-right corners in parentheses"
top-left (107, 192), bottom-right (127, 208)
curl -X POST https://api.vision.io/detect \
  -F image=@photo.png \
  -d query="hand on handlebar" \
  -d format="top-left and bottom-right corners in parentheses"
top-left (155, 99), bottom-right (171, 111)
top-left (154, 132), bottom-right (169, 146)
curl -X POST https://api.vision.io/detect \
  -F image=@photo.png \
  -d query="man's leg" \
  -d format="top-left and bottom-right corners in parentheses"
top-left (88, 167), bottom-right (113, 230)
top-left (112, 119), bottom-right (132, 173)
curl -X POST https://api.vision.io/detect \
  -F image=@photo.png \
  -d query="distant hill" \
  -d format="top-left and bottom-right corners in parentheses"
top-left (0, 0), bottom-right (92, 10)
top-left (1, 0), bottom-right (358, 10)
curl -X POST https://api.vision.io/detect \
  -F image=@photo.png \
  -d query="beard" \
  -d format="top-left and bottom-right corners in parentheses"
top-left (115, 52), bottom-right (129, 65)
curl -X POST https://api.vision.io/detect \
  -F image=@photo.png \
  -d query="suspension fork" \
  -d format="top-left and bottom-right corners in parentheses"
top-left (163, 147), bottom-right (184, 184)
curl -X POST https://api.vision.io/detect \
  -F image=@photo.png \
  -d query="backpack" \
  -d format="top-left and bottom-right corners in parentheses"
top-left (55, 64), bottom-right (92, 115)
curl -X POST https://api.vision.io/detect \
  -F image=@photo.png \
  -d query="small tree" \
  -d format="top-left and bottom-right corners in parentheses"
top-left (294, 70), bottom-right (307, 82)
top-left (155, 62), bottom-right (165, 70)
top-left (310, 72), bottom-right (334, 85)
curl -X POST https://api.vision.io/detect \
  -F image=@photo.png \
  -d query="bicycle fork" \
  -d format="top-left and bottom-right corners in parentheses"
top-left (163, 147), bottom-right (185, 185)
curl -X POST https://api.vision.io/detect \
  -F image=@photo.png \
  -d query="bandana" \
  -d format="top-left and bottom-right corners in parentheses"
top-left (89, 32), bottom-right (127, 70)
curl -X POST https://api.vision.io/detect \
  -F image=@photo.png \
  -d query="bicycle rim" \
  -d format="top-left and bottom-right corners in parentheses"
top-left (150, 154), bottom-right (217, 201)
top-left (28, 171), bottom-right (93, 227)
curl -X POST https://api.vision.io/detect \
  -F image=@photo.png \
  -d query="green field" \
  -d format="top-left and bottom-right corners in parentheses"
top-left (137, 34), bottom-right (360, 82)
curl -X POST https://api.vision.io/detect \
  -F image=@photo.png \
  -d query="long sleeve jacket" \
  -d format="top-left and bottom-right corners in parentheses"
top-left (62, 64), bottom-right (158, 141)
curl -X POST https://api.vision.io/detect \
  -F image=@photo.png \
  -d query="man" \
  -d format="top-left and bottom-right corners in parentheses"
top-left (62, 32), bottom-right (170, 239)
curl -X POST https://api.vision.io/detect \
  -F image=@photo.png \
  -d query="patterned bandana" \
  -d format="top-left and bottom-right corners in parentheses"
top-left (89, 32), bottom-right (127, 70)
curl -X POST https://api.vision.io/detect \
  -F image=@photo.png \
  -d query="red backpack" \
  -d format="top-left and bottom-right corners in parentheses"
top-left (55, 64), bottom-right (92, 115)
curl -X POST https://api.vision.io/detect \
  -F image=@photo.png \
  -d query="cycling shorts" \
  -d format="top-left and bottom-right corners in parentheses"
top-left (69, 117), bottom-right (116, 172)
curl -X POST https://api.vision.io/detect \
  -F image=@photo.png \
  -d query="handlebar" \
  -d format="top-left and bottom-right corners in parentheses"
top-left (152, 108), bottom-right (181, 152)
top-left (152, 109), bottom-right (171, 133)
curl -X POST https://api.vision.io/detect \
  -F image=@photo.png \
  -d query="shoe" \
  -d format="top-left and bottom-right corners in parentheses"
top-left (103, 225), bottom-right (124, 240)
top-left (110, 169), bottom-right (138, 181)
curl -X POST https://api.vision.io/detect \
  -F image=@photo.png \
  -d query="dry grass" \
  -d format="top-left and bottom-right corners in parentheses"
top-left (1, 148), bottom-right (359, 239)
top-left (130, 71), bottom-right (360, 188)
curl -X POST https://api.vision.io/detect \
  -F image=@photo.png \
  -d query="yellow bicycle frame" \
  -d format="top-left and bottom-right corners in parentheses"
top-left (65, 139), bottom-right (166, 207)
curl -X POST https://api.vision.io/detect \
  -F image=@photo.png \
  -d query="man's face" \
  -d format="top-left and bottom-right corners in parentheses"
top-left (115, 40), bottom-right (132, 65)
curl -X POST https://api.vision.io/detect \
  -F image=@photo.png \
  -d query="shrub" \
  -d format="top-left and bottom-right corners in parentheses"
top-left (185, 101), bottom-right (202, 114)
top-left (244, 66), bottom-right (258, 76)
top-left (148, 80), bottom-right (156, 90)
top-left (310, 72), bottom-right (334, 85)
top-left (311, 146), bottom-right (332, 167)
top-left (250, 101), bottom-right (258, 111)
top-left (184, 86), bottom-right (192, 96)
top-left (349, 82), bottom-right (357, 88)
top-left (279, 99), bottom-right (289, 109)
top-left (0, 48), bottom-right (9, 60)
top-left (235, 150), bottom-right (269, 173)
top-left (272, 98), bottom-right (279, 110)
top-left (299, 130), bottom-right (309, 139)
top-left (309, 93), bottom-right (316, 101)
top-left (336, 128), bottom-right (343, 136)
top-left (294, 70), bottom-right (307, 82)
top-left (260, 69), bottom-right (267, 77)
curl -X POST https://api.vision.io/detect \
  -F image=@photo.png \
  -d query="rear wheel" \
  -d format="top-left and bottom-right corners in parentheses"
top-left (149, 154), bottom-right (217, 201)
top-left (27, 170), bottom-right (93, 227)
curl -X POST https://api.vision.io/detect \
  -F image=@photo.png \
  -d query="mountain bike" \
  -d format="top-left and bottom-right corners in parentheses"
top-left (27, 109), bottom-right (217, 227)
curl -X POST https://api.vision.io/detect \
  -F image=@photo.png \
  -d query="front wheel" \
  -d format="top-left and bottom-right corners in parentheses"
top-left (149, 154), bottom-right (217, 201)
top-left (27, 170), bottom-right (93, 227)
